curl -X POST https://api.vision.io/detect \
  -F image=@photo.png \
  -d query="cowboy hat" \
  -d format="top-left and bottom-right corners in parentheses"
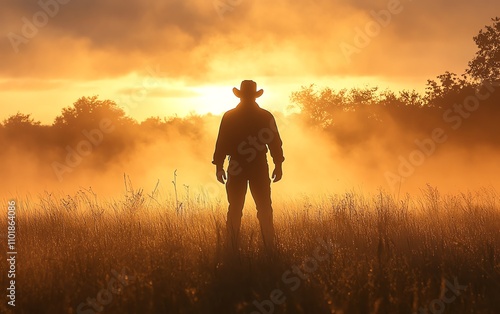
top-left (233, 80), bottom-right (264, 99)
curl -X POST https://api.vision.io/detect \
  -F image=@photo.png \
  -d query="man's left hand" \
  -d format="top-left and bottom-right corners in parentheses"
top-left (216, 166), bottom-right (227, 184)
top-left (272, 165), bottom-right (283, 183)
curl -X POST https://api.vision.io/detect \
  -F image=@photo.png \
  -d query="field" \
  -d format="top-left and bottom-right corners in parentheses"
top-left (2, 185), bottom-right (500, 314)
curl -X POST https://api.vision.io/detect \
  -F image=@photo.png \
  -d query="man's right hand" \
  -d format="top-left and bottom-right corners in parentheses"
top-left (216, 167), bottom-right (227, 184)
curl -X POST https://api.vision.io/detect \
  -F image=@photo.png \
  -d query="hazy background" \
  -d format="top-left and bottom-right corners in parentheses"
top-left (1, 1), bottom-right (499, 200)
top-left (1, 78), bottom-right (499, 200)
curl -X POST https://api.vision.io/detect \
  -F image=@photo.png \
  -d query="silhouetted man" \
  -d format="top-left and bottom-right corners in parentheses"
top-left (212, 80), bottom-right (284, 253)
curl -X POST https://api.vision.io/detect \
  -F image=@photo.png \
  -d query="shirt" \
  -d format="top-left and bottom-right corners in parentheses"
top-left (212, 101), bottom-right (285, 167)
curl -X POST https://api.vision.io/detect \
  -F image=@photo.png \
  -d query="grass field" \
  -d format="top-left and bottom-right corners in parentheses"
top-left (2, 184), bottom-right (500, 314)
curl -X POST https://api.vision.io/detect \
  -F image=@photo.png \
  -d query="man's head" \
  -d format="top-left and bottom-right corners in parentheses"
top-left (233, 80), bottom-right (264, 101)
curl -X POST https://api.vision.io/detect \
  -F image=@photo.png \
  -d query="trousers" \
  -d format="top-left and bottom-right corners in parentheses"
top-left (225, 159), bottom-right (275, 251)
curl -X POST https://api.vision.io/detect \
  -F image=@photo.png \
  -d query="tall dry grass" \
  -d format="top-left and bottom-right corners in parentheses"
top-left (1, 184), bottom-right (499, 314)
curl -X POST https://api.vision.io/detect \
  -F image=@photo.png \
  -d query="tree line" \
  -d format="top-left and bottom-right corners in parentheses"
top-left (290, 17), bottom-right (500, 150)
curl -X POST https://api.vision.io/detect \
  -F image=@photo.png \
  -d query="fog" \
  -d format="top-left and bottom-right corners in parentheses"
top-left (1, 88), bottom-right (499, 202)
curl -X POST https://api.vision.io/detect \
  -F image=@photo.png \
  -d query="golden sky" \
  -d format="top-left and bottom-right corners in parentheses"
top-left (1, 0), bottom-right (498, 124)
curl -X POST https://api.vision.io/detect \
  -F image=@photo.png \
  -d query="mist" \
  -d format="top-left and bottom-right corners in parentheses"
top-left (1, 86), bottom-right (499, 201)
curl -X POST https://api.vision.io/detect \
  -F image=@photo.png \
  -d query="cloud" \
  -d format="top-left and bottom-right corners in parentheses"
top-left (0, 78), bottom-right (67, 91)
top-left (117, 86), bottom-right (199, 99)
top-left (0, 0), bottom-right (498, 84)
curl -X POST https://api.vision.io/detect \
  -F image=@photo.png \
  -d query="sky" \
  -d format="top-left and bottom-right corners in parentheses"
top-left (0, 0), bottom-right (498, 124)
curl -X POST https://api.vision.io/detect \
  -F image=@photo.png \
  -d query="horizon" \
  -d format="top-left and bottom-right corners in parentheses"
top-left (0, 77), bottom-right (429, 125)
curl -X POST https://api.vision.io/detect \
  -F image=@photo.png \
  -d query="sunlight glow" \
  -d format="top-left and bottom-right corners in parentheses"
top-left (191, 86), bottom-right (240, 115)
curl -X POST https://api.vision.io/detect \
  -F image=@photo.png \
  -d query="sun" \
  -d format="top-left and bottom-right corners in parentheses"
top-left (191, 85), bottom-right (239, 115)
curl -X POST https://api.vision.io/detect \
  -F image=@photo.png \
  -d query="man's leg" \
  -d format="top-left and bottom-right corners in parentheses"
top-left (226, 169), bottom-right (247, 253)
top-left (249, 163), bottom-right (275, 251)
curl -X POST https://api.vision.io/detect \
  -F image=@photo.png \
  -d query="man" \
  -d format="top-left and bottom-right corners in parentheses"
top-left (212, 80), bottom-right (284, 253)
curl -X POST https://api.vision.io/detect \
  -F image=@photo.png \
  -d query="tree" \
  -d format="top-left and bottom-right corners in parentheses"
top-left (141, 116), bottom-right (164, 129)
top-left (467, 17), bottom-right (500, 82)
top-left (53, 96), bottom-right (135, 128)
top-left (424, 71), bottom-right (471, 108)
top-left (398, 90), bottom-right (424, 107)
top-left (1, 113), bottom-right (46, 148)
top-left (2, 112), bottom-right (41, 128)
top-left (290, 85), bottom-right (336, 128)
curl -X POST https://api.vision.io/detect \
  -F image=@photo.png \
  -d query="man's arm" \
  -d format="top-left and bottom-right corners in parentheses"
top-left (213, 114), bottom-right (228, 184)
top-left (268, 115), bottom-right (284, 182)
